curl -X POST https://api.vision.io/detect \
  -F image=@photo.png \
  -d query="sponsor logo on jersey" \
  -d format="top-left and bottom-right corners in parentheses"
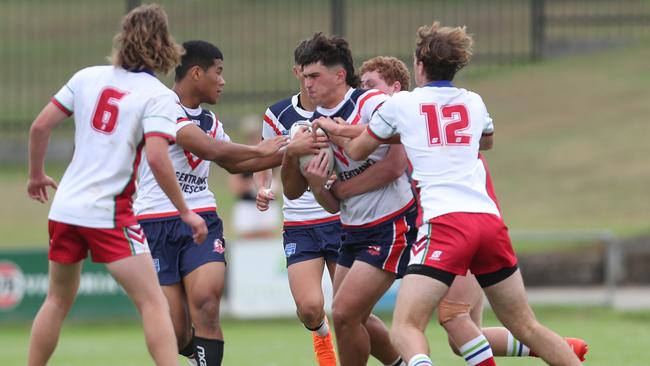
top-left (337, 158), bottom-right (376, 182)
top-left (0, 261), bottom-right (24, 310)
top-left (213, 239), bottom-right (225, 254)
top-left (285, 243), bottom-right (297, 257)
top-left (367, 246), bottom-right (382, 256)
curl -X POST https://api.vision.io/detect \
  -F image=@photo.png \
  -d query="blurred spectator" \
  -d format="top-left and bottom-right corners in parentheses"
top-left (228, 116), bottom-right (281, 238)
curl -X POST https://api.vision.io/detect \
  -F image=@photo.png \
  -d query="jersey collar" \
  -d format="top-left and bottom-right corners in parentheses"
top-left (424, 80), bottom-right (454, 88)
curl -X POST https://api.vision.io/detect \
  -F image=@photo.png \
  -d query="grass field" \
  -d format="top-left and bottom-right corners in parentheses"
top-left (1, 306), bottom-right (648, 365)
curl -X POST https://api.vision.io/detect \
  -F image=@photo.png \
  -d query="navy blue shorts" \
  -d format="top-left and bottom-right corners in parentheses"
top-left (283, 220), bottom-right (342, 267)
top-left (139, 212), bottom-right (225, 285)
top-left (338, 208), bottom-right (417, 277)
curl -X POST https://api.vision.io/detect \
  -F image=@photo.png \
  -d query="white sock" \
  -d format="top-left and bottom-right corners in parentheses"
top-left (506, 331), bottom-right (530, 356)
top-left (312, 318), bottom-right (329, 337)
top-left (459, 335), bottom-right (494, 366)
top-left (408, 353), bottom-right (433, 366)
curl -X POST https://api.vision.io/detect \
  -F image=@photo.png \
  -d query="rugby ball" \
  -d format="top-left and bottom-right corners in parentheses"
top-left (289, 121), bottom-right (335, 177)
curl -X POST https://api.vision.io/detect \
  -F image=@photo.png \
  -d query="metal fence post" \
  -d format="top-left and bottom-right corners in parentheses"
top-left (126, 0), bottom-right (141, 12)
top-left (605, 236), bottom-right (622, 307)
top-left (530, 0), bottom-right (545, 60)
top-left (331, 0), bottom-right (345, 37)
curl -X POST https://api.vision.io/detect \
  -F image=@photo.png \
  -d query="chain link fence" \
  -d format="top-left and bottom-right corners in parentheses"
top-left (1, 0), bottom-right (649, 138)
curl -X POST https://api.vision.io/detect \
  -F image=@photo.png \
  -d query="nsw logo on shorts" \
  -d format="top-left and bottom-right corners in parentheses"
top-left (213, 239), bottom-right (225, 254)
top-left (285, 243), bottom-right (297, 257)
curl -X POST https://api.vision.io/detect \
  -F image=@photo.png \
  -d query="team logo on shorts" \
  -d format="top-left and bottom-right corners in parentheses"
top-left (367, 246), bottom-right (382, 256)
top-left (429, 250), bottom-right (443, 261)
top-left (153, 258), bottom-right (160, 273)
top-left (213, 239), bottom-right (225, 254)
top-left (285, 243), bottom-right (297, 257)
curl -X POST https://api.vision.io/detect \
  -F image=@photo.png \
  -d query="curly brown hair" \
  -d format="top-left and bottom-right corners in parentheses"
top-left (415, 21), bottom-right (473, 81)
top-left (110, 4), bottom-right (183, 74)
top-left (360, 56), bottom-right (410, 91)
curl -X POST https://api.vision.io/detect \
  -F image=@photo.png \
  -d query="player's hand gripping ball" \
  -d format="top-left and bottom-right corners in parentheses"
top-left (289, 120), bottom-right (335, 177)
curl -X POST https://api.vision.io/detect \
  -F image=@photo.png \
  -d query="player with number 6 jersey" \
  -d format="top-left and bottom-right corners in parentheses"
top-left (26, 5), bottom-right (205, 366)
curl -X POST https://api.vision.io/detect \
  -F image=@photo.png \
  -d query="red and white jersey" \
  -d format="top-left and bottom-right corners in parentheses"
top-left (263, 93), bottom-right (339, 226)
top-left (368, 81), bottom-right (500, 224)
top-left (134, 104), bottom-right (229, 220)
top-left (48, 65), bottom-right (177, 228)
top-left (312, 88), bottom-right (415, 228)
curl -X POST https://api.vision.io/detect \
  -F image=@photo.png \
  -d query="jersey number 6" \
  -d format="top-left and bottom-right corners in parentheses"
top-left (420, 103), bottom-right (471, 146)
top-left (91, 88), bottom-right (128, 134)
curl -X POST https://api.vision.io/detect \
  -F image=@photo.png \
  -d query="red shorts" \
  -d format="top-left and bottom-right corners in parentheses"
top-left (48, 220), bottom-right (150, 264)
top-left (408, 212), bottom-right (517, 277)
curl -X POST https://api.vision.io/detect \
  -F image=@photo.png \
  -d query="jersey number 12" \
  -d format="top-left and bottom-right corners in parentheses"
top-left (420, 103), bottom-right (471, 146)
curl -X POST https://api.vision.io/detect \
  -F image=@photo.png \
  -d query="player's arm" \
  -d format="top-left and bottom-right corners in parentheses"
top-left (281, 127), bottom-right (328, 200)
top-left (176, 123), bottom-right (287, 171)
top-left (303, 151), bottom-right (340, 213)
top-left (479, 134), bottom-right (493, 150)
top-left (331, 144), bottom-right (407, 200)
top-left (253, 169), bottom-right (274, 211)
top-left (27, 102), bottom-right (68, 203)
top-left (343, 127), bottom-right (383, 162)
top-left (145, 135), bottom-right (208, 243)
top-left (221, 151), bottom-right (284, 174)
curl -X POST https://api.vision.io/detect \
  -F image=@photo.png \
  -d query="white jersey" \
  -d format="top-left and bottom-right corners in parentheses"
top-left (263, 93), bottom-right (339, 226)
top-left (48, 65), bottom-right (178, 228)
top-left (134, 104), bottom-right (229, 220)
top-left (312, 88), bottom-right (415, 228)
top-left (368, 81), bottom-right (500, 224)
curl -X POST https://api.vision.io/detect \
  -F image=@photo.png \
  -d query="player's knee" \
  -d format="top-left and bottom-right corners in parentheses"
top-left (438, 299), bottom-right (471, 326)
top-left (45, 292), bottom-right (76, 313)
top-left (295, 299), bottom-right (324, 326)
top-left (191, 296), bottom-right (221, 331)
top-left (331, 302), bottom-right (355, 331)
top-left (447, 337), bottom-right (462, 356)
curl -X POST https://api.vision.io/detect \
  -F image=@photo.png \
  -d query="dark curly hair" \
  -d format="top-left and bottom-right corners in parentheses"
top-left (297, 32), bottom-right (360, 88)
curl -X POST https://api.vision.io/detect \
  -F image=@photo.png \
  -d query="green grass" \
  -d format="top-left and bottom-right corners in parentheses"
top-left (1, 306), bottom-right (648, 365)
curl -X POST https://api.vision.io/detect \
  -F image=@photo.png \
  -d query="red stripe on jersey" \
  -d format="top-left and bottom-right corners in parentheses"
top-left (342, 198), bottom-right (416, 229)
top-left (367, 126), bottom-right (390, 142)
top-left (351, 90), bottom-right (384, 125)
top-left (383, 216), bottom-right (408, 273)
top-left (283, 215), bottom-right (340, 227)
top-left (263, 114), bottom-right (283, 136)
top-left (332, 145), bottom-right (350, 166)
top-left (50, 97), bottom-right (72, 116)
top-left (144, 132), bottom-right (176, 144)
top-left (479, 154), bottom-right (502, 213)
top-left (136, 207), bottom-right (217, 221)
top-left (176, 117), bottom-right (191, 124)
top-left (114, 140), bottom-right (145, 227)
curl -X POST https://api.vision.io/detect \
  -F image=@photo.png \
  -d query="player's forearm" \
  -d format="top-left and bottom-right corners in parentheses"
top-left (176, 126), bottom-right (264, 163)
top-left (334, 160), bottom-right (403, 200)
top-left (146, 140), bottom-right (190, 214)
top-left (253, 169), bottom-right (273, 190)
top-left (28, 123), bottom-right (52, 179)
top-left (330, 124), bottom-right (365, 138)
top-left (281, 152), bottom-right (308, 200)
top-left (221, 151), bottom-right (283, 174)
top-left (311, 186), bottom-right (340, 214)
